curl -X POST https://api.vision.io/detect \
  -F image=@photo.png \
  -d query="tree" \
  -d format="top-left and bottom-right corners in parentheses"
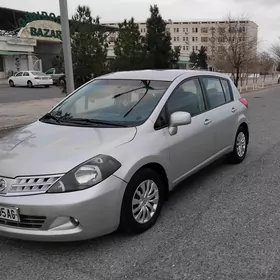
top-left (258, 51), bottom-right (274, 82)
top-left (189, 51), bottom-right (198, 68)
top-left (209, 15), bottom-right (258, 87)
top-left (271, 39), bottom-right (280, 62)
top-left (113, 18), bottom-right (145, 71)
top-left (144, 5), bottom-right (180, 69)
top-left (197, 46), bottom-right (208, 69)
top-left (277, 62), bottom-right (280, 72)
top-left (70, 5), bottom-right (109, 88)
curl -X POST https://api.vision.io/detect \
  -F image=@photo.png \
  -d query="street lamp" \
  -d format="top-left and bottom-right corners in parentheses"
top-left (59, 0), bottom-right (74, 95)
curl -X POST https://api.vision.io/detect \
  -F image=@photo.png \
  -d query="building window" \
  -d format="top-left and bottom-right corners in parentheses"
top-left (183, 46), bottom-right (186, 51)
top-left (183, 28), bottom-right (188, 33)
top-left (201, 37), bottom-right (208, 42)
top-left (186, 45), bottom-right (189, 50)
top-left (192, 37), bottom-right (198, 42)
top-left (177, 37), bottom-right (179, 41)
top-left (177, 28), bottom-right (179, 32)
top-left (174, 28), bottom-right (176, 32)
top-left (192, 27), bottom-right (198, 33)
top-left (0, 56), bottom-right (3, 72)
top-left (166, 28), bottom-right (170, 32)
top-left (183, 37), bottom-right (185, 41)
top-left (174, 37), bottom-right (176, 41)
top-left (195, 46), bottom-right (198, 51)
top-left (201, 27), bottom-right (208, 33)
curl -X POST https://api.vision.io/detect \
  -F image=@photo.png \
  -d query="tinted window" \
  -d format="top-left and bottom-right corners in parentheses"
top-left (202, 77), bottom-right (226, 109)
top-left (46, 68), bottom-right (55, 74)
top-left (166, 78), bottom-right (205, 116)
top-left (220, 79), bottom-right (233, 102)
top-left (15, 72), bottom-right (23, 77)
top-left (49, 79), bottom-right (171, 126)
top-left (23, 72), bottom-right (29, 76)
top-left (31, 71), bottom-right (47, 76)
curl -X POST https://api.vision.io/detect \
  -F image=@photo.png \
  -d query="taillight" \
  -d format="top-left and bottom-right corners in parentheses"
top-left (34, 76), bottom-right (40, 79)
top-left (239, 98), bottom-right (248, 108)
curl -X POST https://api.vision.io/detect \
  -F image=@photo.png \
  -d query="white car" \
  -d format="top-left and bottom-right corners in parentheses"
top-left (8, 71), bottom-right (53, 88)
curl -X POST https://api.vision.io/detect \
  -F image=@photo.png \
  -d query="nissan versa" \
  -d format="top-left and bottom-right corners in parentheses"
top-left (0, 70), bottom-right (249, 241)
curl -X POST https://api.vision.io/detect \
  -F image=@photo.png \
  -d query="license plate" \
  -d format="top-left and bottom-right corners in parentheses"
top-left (0, 206), bottom-right (20, 222)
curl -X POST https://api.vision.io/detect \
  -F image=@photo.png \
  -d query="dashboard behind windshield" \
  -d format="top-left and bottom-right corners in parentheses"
top-left (49, 79), bottom-right (171, 126)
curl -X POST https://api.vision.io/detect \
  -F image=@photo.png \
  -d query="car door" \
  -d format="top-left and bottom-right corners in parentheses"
top-left (13, 72), bottom-right (23, 86)
top-left (200, 76), bottom-right (238, 154)
top-left (22, 72), bottom-right (30, 86)
top-left (162, 77), bottom-right (215, 183)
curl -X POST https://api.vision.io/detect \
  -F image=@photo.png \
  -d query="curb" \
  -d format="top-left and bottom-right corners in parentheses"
top-left (240, 84), bottom-right (280, 94)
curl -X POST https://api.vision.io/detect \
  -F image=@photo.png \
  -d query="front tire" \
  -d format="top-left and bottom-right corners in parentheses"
top-left (229, 126), bottom-right (248, 164)
top-left (9, 80), bottom-right (14, 87)
top-left (120, 168), bottom-right (165, 234)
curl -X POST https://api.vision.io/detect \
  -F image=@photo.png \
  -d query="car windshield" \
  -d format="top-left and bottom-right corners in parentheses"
top-left (31, 71), bottom-right (46, 76)
top-left (46, 79), bottom-right (171, 127)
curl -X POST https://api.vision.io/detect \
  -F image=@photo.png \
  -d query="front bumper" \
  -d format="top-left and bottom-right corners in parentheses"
top-left (0, 175), bottom-right (127, 242)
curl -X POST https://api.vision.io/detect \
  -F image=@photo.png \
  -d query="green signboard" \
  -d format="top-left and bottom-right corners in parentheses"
top-left (18, 11), bottom-right (60, 28)
top-left (30, 27), bottom-right (62, 39)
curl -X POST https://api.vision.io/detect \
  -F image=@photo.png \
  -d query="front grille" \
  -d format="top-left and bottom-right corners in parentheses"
top-left (0, 214), bottom-right (46, 229)
top-left (9, 175), bottom-right (62, 194)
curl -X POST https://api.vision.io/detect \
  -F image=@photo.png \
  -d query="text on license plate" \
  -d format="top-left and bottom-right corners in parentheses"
top-left (0, 206), bottom-right (20, 222)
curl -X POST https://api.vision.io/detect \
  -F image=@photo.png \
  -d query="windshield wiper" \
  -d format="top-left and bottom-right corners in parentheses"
top-left (40, 112), bottom-right (61, 123)
top-left (64, 118), bottom-right (128, 127)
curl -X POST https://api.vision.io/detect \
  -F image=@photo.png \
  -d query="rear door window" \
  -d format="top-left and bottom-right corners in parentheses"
top-left (201, 77), bottom-right (226, 109)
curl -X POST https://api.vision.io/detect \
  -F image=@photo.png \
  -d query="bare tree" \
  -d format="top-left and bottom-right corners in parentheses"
top-left (258, 51), bottom-right (274, 83)
top-left (209, 15), bottom-right (258, 87)
top-left (271, 39), bottom-right (280, 62)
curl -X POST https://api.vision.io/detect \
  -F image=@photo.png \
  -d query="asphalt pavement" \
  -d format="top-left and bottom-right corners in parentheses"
top-left (0, 84), bottom-right (62, 103)
top-left (1, 86), bottom-right (280, 280)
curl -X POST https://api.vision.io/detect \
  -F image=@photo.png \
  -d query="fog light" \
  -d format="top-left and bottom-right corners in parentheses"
top-left (70, 217), bottom-right (79, 227)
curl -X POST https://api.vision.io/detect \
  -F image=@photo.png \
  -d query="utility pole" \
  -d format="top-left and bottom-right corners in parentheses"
top-left (59, 0), bottom-right (74, 94)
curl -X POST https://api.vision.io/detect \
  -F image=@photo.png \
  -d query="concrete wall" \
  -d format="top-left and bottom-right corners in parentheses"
top-left (0, 37), bottom-right (35, 52)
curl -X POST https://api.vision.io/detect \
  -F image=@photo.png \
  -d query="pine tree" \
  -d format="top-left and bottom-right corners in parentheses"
top-left (113, 18), bottom-right (145, 71)
top-left (144, 5), bottom-right (180, 69)
top-left (197, 46), bottom-right (208, 69)
top-left (70, 5), bottom-right (109, 88)
top-left (189, 51), bottom-right (198, 68)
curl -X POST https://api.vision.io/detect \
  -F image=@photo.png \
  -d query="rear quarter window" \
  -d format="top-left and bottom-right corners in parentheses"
top-left (220, 79), bottom-right (233, 102)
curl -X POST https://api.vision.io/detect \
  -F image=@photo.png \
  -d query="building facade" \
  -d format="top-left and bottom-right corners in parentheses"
top-left (105, 20), bottom-right (258, 69)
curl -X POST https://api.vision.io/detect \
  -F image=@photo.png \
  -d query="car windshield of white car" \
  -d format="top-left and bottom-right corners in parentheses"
top-left (43, 79), bottom-right (171, 127)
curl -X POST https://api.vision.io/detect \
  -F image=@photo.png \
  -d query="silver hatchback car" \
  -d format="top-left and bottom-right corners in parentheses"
top-left (0, 70), bottom-right (249, 241)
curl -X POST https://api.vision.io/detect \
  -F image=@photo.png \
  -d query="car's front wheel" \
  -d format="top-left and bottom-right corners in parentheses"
top-left (9, 80), bottom-right (14, 87)
top-left (229, 126), bottom-right (248, 163)
top-left (120, 168), bottom-right (165, 234)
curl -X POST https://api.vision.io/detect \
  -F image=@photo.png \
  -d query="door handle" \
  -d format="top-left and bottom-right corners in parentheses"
top-left (231, 107), bottom-right (237, 113)
top-left (204, 119), bottom-right (212, 125)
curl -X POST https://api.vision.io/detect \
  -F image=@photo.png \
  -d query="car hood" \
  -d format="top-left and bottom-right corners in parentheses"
top-left (0, 121), bottom-right (137, 177)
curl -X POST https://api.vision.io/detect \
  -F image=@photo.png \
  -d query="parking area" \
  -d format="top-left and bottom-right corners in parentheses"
top-left (0, 84), bottom-right (63, 103)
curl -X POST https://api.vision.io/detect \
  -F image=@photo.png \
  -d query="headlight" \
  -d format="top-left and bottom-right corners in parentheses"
top-left (48, 155), bottom-right (121, 193)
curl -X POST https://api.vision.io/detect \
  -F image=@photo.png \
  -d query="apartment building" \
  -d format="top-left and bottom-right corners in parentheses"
top-left (105, 20), bottom-right (258, 68)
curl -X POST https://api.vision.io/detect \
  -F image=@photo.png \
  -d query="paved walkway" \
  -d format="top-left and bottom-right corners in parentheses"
top-left (0, 98), bottom-right (63, 129)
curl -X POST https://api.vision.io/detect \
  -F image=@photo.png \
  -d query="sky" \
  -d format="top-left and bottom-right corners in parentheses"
top-left (2, 0), bottom-right (280, 50)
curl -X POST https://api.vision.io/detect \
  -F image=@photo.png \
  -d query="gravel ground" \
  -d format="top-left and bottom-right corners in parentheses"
top-left (0, 86), bottom-right (280, 280)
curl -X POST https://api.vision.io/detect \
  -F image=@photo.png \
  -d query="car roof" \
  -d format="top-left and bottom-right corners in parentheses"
top-left (98, 70), bottom-right (230, 82)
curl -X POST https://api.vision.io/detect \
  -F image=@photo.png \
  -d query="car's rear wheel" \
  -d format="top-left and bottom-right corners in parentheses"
top-left (45, 85), bottom-right (50, 88)
top-left (9, 80), bottom-right (14, 87)
top-left (120, 168), bottom-right (165, 234)
top-left (229, 126), bottom-right (248, 163)
top-left (27, 81), bottom-right (33, 88)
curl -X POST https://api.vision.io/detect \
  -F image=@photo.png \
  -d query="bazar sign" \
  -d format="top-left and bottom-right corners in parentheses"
top-left (18, 11), bottom-right (60, 28)
top-left (18, 20), bottom-right (62, 42)
top-left (30, 27), bottom-right (62, 39)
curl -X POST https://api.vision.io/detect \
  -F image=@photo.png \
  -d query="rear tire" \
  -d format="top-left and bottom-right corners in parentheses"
top-left (27, 81), bottom-right (33, 88)
top-left (9, 80), bottom-right (14, 87)
top-left (45, 85), bottom-right (50, 88)
top-left (229, 126), bottom-right (248, 164)
top-left (120, 168), bottom-right (165, 234)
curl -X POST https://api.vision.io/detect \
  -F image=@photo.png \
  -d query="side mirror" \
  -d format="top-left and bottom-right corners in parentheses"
top-left (168, 111), bottom-right (191, 135)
